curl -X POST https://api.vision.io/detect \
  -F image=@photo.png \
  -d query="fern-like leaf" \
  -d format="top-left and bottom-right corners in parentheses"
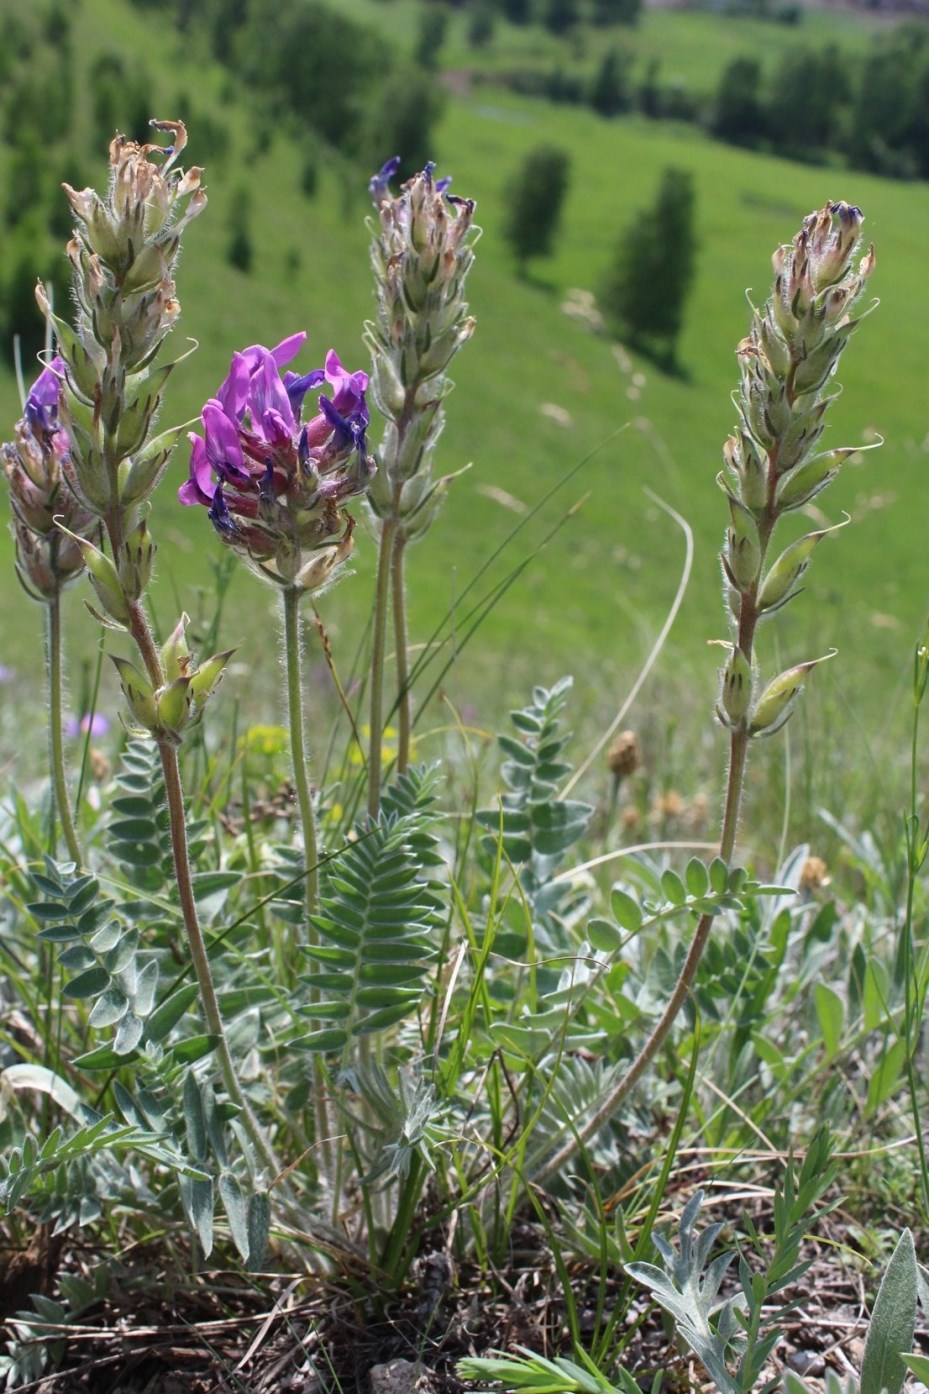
top-left (294, 766), bottom-right (444, 1052)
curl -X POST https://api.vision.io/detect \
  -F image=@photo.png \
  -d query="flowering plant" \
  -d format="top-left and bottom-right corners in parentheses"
top-left (179, 333), bottom-right (374, 593)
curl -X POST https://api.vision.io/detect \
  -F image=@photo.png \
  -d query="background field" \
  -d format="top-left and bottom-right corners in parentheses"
top-left (1, 0), bottom-right (927, 841)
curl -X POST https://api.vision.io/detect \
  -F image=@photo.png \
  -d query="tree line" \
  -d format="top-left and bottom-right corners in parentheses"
top-left (711, 23), bottom-right (929, 178)
top-left (488, 19), bottom-right (929, 181)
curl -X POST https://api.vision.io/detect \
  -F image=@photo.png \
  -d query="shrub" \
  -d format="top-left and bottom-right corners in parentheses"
top-left (599, 165), bottom-right (697, 366)
top-left (711, 55), bottom-right (766, 146)
top-left (503, 143), bottom-right (572, 271)
top-left (590, 47), bottom-right (633, 117)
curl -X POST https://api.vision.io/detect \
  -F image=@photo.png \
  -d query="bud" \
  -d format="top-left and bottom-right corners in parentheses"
top-left (2, 358), bottom-right (100, 603)
top-left (111, 655), bottom-right (158, 730)
top-left (364, 160), bottom-right (478, 542)
top-left (799, 854), bottom-right (829, 893)
top-left (11, 521), bottom-right (85, 602)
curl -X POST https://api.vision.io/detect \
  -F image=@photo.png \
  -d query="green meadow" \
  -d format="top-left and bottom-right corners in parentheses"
top-left (1, 0), bottom-right (927, 821)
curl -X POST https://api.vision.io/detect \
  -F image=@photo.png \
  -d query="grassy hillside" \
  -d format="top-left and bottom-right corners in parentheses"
top-left (0, 0), bottom-right (927, 823)
top-left (336, 0), bottom-right (885, 91)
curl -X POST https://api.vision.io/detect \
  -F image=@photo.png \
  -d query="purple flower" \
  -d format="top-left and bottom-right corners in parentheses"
top-left (370, 157), bottom-right (401, 204)
top-left (65, 712), bottom-right (111, 739)
top-left (369, 158), bottom-right (453, 207)
top-left (179, 334), bottom-right (375, 589)
top-left (24, 357), bottom-right (66, 440)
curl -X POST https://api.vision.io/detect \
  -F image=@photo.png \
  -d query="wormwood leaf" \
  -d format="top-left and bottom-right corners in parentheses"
top-left (626, 1192), bottom-right (741, 1394)
top-left (219, 1174), bottom-right (250, 1260)
top-left (860, 1229), bottom-right (917, 1394)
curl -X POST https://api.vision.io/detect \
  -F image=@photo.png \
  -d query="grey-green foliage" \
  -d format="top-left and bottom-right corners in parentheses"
top-left (339, 1061), bottom-right (454, 1183)
top-left (0, 1267), bottom-right (110, 1391)
top-left (26, 855), bottom-right (158, 1057)
top-left (176, 1070), bottom-right (270, 1267)
top-left (107, 739), bottom-right (209, 898)
top-left (107, 738), bottom-right (175, 889)
top-left (0, 1109), bottom-right (201, 1219)
top-left (477, 676), bottom-right (592, 950)
top-left (627, 1128), bottom-right (839, 1394)
top-left (294, 765), bottom-right (445, 1053)
top-left (458, 1243), bottom-right (922, 1394)
top-left (789, 1229), bottom-right (918, 1394)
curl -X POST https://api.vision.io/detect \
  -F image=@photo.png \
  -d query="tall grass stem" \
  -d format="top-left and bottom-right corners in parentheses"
top-left (562, 489), bottom-right (692, 799)
top-left (530, 711), bottom-right (751, 1183)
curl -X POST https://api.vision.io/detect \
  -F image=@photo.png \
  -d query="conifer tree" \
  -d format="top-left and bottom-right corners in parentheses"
top-left (600, 166), bottom-right (697, 366)
top-left (503, 145), bottom-right (571, 272)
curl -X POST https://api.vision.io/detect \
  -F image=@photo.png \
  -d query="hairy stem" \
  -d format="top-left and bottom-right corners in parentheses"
top-left (368, 516), bottom-right (397, 817)
top-left (281, 586), bottom-right (333, 1179)
top-left (105, 511), bottom-right (280, 1181)
top-left (391, 529), bottom-right (412, 774)
top-left (282, 586), bottom-right (320, 922)
top-left (159, 740), bottom-right (278, 1168)
top-left (46, 592), bottom-right (83, 866)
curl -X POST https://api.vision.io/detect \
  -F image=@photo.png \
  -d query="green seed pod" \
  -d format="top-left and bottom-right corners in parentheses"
top-left (757, 530), bottom-right (827, 612)
top-left (775, 447), bottom-right (853, 511)
top-left (56, 527), bottom-right (131, 626)
top-left (117, 517), bottom-right (156, 602)
top-left (190, 649), bottom-right (236, 708)
top-left (119, 424), bottom-right (186, 507)
top-left (111, 655), bottom-right (158, 730)
top-left (749, 652), bottom-right (835, 736)
top-left (156, 676), bottom-right (193, 739)
top-left (724, 492), bottom-right (762, 592)
top-left (113, 389), bottom-right (160, 460)
top-left (758, 316), bottom-right (791, 380)
top-left (773, 397), bottom-right (831, 474)
top-left (720, 646), bottom-right (753, 726)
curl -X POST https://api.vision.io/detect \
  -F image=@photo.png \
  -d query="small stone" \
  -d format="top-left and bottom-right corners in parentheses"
top-left (787, 1351), bottom-right (825, 1376)
top-left (369, 1358), bottom-right (435, 1394)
